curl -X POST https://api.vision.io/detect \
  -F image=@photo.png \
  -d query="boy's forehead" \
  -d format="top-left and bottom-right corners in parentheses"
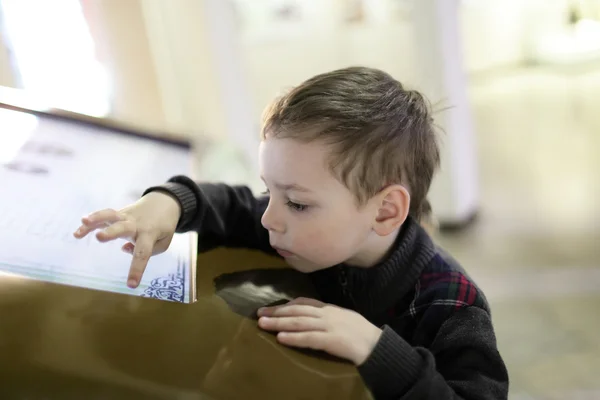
top-left (259, 138), bottom-right (335, 186)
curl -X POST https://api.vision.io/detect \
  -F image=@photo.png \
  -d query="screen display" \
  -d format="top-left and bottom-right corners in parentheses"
top-left (0, 107), bottom-right (196, 303)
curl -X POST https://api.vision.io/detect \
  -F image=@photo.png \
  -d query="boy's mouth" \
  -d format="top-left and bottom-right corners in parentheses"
top-left (273, 246), bottom-right (295, 258)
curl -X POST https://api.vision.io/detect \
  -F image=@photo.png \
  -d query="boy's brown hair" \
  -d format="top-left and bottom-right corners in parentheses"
top-left (260, 66), bottom-right (440, 222)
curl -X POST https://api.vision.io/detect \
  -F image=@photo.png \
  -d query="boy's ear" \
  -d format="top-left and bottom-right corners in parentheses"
top-left (372, 185), bottom-right (410, 236)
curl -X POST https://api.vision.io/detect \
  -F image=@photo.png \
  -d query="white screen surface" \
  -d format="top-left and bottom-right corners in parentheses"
top-left (0, 108), bottom-right (196, 303)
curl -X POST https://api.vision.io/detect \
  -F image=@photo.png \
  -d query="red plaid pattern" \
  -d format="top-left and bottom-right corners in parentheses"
top-left (407, 254), bottom-right (485, 317)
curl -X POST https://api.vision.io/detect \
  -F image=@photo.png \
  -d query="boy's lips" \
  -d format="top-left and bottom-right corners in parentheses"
top-left (273, 246), bottom-right (295, 258)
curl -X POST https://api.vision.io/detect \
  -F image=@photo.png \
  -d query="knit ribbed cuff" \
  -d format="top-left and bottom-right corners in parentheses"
top-left (143, 182), bottom-right (197, 232)
top-left (357, 325), bottom-right (422, 398)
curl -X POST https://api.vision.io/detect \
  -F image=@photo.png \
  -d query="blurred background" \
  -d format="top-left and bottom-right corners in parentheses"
top-left (0, 0), bottom-right (599, 398)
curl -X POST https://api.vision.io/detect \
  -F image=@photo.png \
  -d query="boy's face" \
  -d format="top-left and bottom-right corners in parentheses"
top-left (259, 137), bottom-right (380, 272)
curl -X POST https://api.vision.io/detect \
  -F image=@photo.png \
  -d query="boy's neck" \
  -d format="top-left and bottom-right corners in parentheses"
top-left (344, 228), bottom-right (400, 268)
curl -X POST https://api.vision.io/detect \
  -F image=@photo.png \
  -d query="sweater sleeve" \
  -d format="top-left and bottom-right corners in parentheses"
top-left (357, 306), bottom-right (509, 399)
top-left (143, 175), bottom-right (274, 254)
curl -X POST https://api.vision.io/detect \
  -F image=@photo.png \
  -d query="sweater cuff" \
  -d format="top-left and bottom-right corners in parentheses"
top-left (143, 181), bottom-right (197, 232)
top-left (357, 325), bottom-right (422, 398)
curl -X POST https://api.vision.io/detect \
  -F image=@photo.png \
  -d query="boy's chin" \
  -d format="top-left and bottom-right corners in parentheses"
top-left (284, 257), bottom-right (329, 273)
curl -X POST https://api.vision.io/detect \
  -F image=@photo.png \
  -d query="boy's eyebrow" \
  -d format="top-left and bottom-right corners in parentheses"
top-left (261, 176), bottom-right (312, 193)
top-left (276, 182), bottom-right (312, 192)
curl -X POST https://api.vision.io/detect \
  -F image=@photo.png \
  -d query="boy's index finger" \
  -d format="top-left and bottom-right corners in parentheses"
top-left (127, 232), bottom-right (157, 288)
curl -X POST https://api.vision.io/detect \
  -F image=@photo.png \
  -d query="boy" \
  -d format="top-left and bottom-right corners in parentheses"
top-left (74, 67), bottom-right (508, 399)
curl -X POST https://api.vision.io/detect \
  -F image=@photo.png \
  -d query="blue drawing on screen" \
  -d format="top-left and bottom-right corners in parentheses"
top-left (141, 258), bottom-right (186, 302)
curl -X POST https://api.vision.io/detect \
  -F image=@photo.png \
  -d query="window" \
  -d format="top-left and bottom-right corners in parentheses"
top-left (0, 0), bottom-right (110, 117)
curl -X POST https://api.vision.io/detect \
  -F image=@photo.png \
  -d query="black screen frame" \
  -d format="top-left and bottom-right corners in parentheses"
top-left (0, 100), bottom-right (192, 150)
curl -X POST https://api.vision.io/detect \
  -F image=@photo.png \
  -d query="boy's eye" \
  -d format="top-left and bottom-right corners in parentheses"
top-left (286, 201), bottom-right (308, 212)
top-left (261, 188), bottom-right (270, 195)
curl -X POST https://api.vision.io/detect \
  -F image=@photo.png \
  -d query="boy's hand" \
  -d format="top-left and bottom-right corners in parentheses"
top-left (257, 297), bottom-right (382, 366)
top-left (73, 191), bottom-right (182, 288)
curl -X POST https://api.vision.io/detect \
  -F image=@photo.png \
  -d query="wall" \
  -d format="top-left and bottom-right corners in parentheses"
top-left (240, 12), bottom-right (417, 113)
top-left (140, 0), bottom-right (243, 143)
top-left (460, 1), bottom-right (532, 72)
top-left (117, 0), bottom-right (582, 191)
top-left (225, 0), bottom-right (579, 119)
top-left (0, 31), bottom-right (15, 88)
top-left (1, 1), bottom-right (574, 137)
top-left (0, 1), bottom-right (580, 152)
top-left (80, 0), bottom-right (168, 133)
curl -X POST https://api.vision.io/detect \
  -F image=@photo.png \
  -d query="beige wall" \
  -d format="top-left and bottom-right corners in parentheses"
top-left (85, 0), bottom-right (236, 143)
top-left (82, 0), bottom-right (168, 133)
top-left (140, 0), bottom-right (232, 142)
top-left (0, 31), bottom-right (16, 88)
top-left (2, 1), bottom-right (581, 144)
top-left (99, 0), bottom-right (578, 174)
top-left (138, 0), bottom-right (567, 138)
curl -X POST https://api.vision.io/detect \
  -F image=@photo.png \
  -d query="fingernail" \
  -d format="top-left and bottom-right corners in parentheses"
top-left (257, 307), bottom-right (265, 315)
top-left (127, 279), bottom-right (138, 288)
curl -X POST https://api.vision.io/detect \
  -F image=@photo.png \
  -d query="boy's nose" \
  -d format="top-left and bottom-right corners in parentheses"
top-left (261, 204), bottom-right (285, 234)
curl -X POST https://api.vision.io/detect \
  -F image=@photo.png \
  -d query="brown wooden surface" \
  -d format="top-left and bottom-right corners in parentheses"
top-left (0, 248), bottom-right (371, 399)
